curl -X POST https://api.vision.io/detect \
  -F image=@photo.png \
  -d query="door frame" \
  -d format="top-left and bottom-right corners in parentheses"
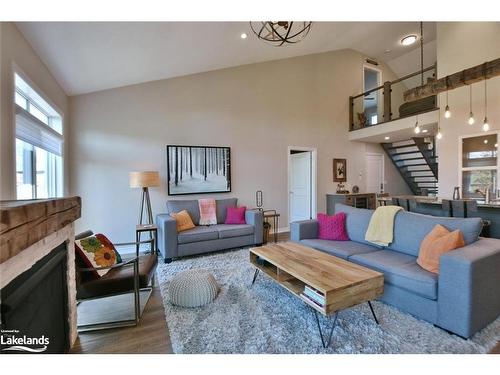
top-left (362, 64), bottom-right (383, 124)
top-left (287, 146), bottom-right (317, 226)
top-left (365, 152), bottom-right (385, 193)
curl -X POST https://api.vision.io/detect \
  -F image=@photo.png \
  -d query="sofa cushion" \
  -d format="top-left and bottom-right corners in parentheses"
top-left (213, 224), bottom-right (254, 239)
top-left (388, 211), bottom-right (482, 257)
top-left (300, 239), bottom-right (380, 260)
top-left (216, 198), bottom-right (238, 223)
top-left (334, 204), bottom-right (381, 247)
top-left (350, 250), bottom-right (438, 300)
top-left (167, 200), bottom-right (200, 225)
top-left (177, 226), bottom-right (219, 244)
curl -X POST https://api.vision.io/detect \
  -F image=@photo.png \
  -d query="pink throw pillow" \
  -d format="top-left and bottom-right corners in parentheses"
top-left (317, 212), bottom-right (349, 241)
top-left (225, 206), bottom-right (247, 224)
top-left (198, 198), bottom-right (217, 225)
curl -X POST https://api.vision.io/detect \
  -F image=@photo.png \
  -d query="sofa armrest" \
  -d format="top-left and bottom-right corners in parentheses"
top-left (290, 220), bottom-right (318, 242)
top-left (437, 238), bottom-right (500, 338)
top-left (245, 210), bottom-right (263, 245)
top-left (156, 214), bottom-right (178, 260)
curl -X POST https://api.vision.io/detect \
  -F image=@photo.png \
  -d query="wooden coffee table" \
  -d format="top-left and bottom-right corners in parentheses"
top-left (250, 242), bottom-right (384, 348)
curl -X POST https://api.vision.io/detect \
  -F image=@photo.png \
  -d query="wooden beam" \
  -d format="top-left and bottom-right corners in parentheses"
top-left (404, 58), bottom-right (500, 103)
top-left (0, 197), bottom-right (81, 263)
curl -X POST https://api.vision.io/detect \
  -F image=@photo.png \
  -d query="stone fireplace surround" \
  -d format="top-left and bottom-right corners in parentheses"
top-left (0, 198), bottom-right (81, 349)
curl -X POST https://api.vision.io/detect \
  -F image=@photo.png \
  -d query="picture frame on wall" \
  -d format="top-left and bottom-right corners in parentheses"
top-left (333, 158), bottom-right (347, 182)
top-left (167, 145), bottom-right (231, 195)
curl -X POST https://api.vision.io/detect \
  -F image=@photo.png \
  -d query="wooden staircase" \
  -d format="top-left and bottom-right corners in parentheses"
top-left (382, 137), bottom-right (438, 195)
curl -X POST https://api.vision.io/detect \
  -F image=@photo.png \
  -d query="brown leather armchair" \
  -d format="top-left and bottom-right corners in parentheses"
top-left (75, 230), bottom-right (158, 332)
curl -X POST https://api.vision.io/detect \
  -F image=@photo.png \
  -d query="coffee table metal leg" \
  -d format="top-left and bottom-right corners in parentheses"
top-left (251, 269), bottom-right (260, 286)
top-left (367, 301), bottom-right (379, 325)
top-left (313, 309), bottom-right (338, 348)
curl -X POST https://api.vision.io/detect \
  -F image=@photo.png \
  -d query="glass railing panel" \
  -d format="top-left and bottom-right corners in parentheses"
top-left (390, 68), bottom-right (436, 122)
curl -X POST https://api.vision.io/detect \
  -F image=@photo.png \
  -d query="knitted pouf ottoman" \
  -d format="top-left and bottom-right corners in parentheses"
top-left (168, 270), bottom-right (219, 308)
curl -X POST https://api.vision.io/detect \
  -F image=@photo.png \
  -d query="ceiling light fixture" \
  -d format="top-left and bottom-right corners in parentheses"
top-left (250, 21), bottom-right (312, 46)
top-left (483, 78), bottom-right (490, 132)
top-left (240, 33), bottom-right (248, 39)
top-left (422, 129), bottom-right (428, 133)
top-left (468, 84), bottom-right (475, 125)
top-left (384, 136), bottom-right (390, 140)
top-left (401, 34), bottom-right (418, 46)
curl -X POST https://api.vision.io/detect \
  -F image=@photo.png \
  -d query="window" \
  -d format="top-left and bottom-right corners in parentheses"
top-left (14, 73), bottom-right (63, 199)
top-left (461, 134), bottom-right (498, 200)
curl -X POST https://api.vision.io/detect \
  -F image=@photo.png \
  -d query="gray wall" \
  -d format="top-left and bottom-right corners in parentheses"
top-left (69, 48), bottom-right (411, 242)
top-left (0, 22), bottom-right (69, 199)
top-left (436, 22), bottom-right (500, 198)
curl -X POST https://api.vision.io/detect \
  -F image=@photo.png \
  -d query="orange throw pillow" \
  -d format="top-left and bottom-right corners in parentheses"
top-left (417, 224), bottom-right (465, 274)
top-left (170, 210), bottom-right (195, 232)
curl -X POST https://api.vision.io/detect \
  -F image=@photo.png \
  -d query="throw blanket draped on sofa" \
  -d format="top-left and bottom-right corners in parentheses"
top-left (365, 206), bottom-right (403, 246)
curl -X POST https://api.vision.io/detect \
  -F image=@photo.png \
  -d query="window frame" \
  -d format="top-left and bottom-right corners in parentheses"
top-left (12, 66), bottom-right (65, 199)
top-left (458, 130), bottom-right (500, 200)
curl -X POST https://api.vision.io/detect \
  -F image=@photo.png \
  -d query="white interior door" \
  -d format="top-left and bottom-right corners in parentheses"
top-left (366, 153), bottom-right (384, 193)
top-left (290, 152), bottom-right (312, 222)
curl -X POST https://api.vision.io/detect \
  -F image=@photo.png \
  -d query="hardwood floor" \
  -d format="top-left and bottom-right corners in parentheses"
top-left (71, 288), bottom-right (173, 354)
top-left (70, 232), bottom-right (499, 354)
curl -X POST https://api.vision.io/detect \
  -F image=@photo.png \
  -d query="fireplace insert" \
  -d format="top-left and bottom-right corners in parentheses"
top-left (1, 243), bottom-right (69, 354)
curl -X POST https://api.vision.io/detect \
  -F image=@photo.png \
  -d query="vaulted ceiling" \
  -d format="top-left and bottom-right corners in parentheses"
top-left (16, 22), bottom-right (436, 96)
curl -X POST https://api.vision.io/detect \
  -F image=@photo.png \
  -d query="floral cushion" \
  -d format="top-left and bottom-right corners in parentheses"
top-left (75, 234), bottom-right (122, 279)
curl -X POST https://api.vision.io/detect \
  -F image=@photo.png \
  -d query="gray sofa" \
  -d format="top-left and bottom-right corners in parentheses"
top-left (156, 198), bottom-right (263, 263)
top-left (291, 203), bottom-right (500, 338)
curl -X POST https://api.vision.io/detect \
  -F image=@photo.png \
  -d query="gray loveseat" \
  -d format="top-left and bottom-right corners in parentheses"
top-left (156, 198), bottom-right (263, 263)
top-left (291, 203), bottom-right (500, 338)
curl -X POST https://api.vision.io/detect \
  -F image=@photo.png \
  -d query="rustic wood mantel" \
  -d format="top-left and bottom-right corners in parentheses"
top-left (0, 197), bottom-right (81, 264)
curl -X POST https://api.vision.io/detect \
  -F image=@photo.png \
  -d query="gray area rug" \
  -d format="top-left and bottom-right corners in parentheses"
top-left (156, 248), bottom-right (500, 354)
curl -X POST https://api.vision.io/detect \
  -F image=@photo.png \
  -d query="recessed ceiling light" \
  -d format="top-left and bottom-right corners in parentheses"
top-left (384, 136), bottom-right (390, 140)
top-left (401, 35), bottom-right (418, 46)
top-left (422, 129), bottom-right (428, 133)
top-left (484, 139), bottom-right (488, 144)
top-left (384, 49), bottom-right (391, 54)
top-left (240, 33), bottom-right (248, 39)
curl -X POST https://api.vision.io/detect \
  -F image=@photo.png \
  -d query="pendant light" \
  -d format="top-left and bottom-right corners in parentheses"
top-left (483, 78), bottom-right (490, 131)
top-left (414, 115), bottom-right (421, 134)
top-left (468, 84), bottom-right (475, 125)
top-left (436, 96), bottom-right (443, 139)
top-left (444, 81), bottom-right (451, 118)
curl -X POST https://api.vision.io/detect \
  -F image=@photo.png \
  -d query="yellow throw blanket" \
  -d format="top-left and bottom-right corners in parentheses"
top-left (365, 205), bottom-right (403, 246)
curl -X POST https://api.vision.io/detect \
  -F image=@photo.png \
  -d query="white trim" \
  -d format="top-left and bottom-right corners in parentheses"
top-left (458, 130), bottom-right (500, 197)
top-left (287, 146), bottom-right (317, 225)
top-left (365, 152), bottom-right (385, 193)
top-left (362, 63), bottom-right (383, 121)
top-left (11, 63), bottom-right (66, 199)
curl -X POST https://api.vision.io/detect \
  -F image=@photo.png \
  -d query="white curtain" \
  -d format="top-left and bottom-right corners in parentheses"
top-left (15, 104), bottom-right (63, 156)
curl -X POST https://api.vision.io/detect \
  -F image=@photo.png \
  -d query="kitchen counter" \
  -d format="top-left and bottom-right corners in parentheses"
top-left (381, 195), bottom-right (500, 238)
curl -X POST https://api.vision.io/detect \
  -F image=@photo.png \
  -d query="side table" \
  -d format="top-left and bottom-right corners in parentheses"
top-left (136, 224), bottom-right (158, 255)
top-left (263, 210), bottom-right (280, 243)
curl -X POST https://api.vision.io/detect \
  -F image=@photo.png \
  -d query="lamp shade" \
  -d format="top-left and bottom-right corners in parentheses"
top-left (129, 171), bottom-right (160, 188)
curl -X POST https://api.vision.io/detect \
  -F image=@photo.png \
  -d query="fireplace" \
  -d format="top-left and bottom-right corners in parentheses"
top-left (1, 242), bottom-right (70, 354)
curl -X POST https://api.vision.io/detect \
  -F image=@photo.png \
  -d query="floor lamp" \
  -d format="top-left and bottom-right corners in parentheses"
top-left (129, 171), bottom-right (160, 226)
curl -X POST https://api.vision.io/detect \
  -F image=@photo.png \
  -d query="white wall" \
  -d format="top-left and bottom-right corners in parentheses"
top-left (0, 22), bottom-right (69, 200)
top-left (436, 22), bottom-right (500, 197)
top-left (69, 48), bottom-right (411, 241)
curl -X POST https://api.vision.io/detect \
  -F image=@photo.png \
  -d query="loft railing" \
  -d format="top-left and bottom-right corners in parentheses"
top-left (349, 64), bottom-right (437, 131)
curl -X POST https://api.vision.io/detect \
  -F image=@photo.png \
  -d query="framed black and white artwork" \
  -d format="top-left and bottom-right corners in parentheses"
top-left (167, 145), bottom-right (231, 195)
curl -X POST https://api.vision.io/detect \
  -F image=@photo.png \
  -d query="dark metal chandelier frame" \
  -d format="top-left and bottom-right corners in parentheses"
top-left (250, 21), bottom-right (312, 46)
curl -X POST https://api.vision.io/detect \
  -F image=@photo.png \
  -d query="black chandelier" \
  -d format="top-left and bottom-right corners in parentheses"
top-left (250, 21), bottom-right (312, 46)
